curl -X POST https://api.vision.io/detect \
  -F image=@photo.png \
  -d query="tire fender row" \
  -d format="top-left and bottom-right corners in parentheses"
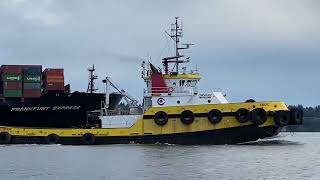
top-left (153, 108), bottom-right (303, 127)
top-left (0, 132), bottom-right (97, 145)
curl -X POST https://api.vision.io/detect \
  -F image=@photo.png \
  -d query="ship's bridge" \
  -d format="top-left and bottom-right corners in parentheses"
top-left (143, 71), bottom-right (228, 110)
top-left (144, 72), bottom-right (201, 94)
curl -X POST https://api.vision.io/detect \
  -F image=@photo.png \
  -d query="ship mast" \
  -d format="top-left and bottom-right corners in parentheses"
top-left (87, 64), bottom-right (98, 93)
top-left (163, 17), bottom-right (193, 75)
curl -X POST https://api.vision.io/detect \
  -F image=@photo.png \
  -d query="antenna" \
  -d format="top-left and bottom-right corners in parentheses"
top-left (87, 64), bottom-right (98, 93)
top-left (162, 17), bottom-right (194, 75)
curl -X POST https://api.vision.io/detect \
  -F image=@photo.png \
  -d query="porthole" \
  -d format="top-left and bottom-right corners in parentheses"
top-left (177, 100), bottom-right (180, 104)
top-left (208, 100), bottom-right (211, 103)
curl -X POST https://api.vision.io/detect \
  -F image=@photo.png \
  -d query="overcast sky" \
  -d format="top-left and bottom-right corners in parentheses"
top-left (0, 0), bottom-right (319, 106)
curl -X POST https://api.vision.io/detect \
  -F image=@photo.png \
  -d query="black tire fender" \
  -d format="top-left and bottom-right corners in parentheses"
top-left (235, 108), bottom-right (250, 123)
top-left (82, 133), bottom-right (96, 145)
top-left (46, 134), bottom-right (60, 144)
top-left (0, 132), bottom-right (11, 144)
top-left (250, 108), bottom-right (267, 125)
top-left (289, 108), bottom-right (303, 125)
top-left (208, 109), bottom-right (223, 124)
top-left (274, 110), bottom-right (290, 127)
top-left (180, 110), bottom-right (195, 125)
top-left (154, 111), bottom-right (168, 126)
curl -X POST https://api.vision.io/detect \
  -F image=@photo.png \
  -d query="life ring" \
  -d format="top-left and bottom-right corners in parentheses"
top-left (208, 109), bottom-right (222, 124)
top-left (274, 110), bottom-right (290, 127)
top-left (157, 98), bottom-right (165, 106)
top-left (0, 132), bottom-right (11, 144)
top-left (289, 108), bottom-right (303, 125)
top-left (154, 111), bottom-right (168, 126)
top-left (250, 108), bottom-right (267, 125)
top-left (168, 87), bottom-right (174, 93)
top-left (235, 108), bottom-right (250, 123)
top-left (46, 134), bottom-right (60, 144)
top-left (180, 110), bottom-right (195, 125)
top-left (82, 133), bottom-right (96, 145)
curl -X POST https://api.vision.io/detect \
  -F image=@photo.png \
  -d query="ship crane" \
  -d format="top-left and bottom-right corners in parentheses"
top-left (102, 77), bottom-right (139, 115)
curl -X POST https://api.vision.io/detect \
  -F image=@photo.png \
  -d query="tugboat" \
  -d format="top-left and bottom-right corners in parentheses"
top-left (0, 18), bottom-right (303, 145)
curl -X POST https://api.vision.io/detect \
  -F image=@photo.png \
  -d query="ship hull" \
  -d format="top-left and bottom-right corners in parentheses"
top-left (6, 125), bottom-right (280, 145)
top-left (0, 93), bottom-right (122, 128)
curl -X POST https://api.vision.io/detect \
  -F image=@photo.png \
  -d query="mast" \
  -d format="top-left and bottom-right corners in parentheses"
top-left (87, 64), bottom-right (98, 93)
top-left (162, 17), bottom-right (193, 75)
top-left (174, 17), bottom-right (180, 73)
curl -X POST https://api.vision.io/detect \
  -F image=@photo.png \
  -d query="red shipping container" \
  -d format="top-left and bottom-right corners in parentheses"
top-left (23, 89), bottom-right (41, 98)
top-left (1, 65), bottom-right (22, 74)
top-left (3, 82), bottom-right (22, 90)
top-left (44, 76), bottom-right (64, 83)
top-left (45, 82), bottom-right (65, 91)
top-left (43, 68), bottom-right (64, 76)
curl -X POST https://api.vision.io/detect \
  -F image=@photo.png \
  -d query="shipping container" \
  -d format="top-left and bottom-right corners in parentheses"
top-left (1, 65), bottom-right (22, 74)
top-left (23, 83), bottom-right (41, 90)
top-left (3, 82), bottom-right (22, 90)
top-left (23, 75), bottom-right (42, 83)
top-left (23, 66), bottom-right (42, 75)
top-left (23, 89), bottom-right (41, 98)
top-left (43, 68), bottom-right (64, 76)
top-left (44, 82), bottom-right (65, 91)
top-left (43, 76), bottom-right (64, 83)
top-left (3, 89), bottom-right (22, 97)
top-left (2, 74), bottom-right (22, 82)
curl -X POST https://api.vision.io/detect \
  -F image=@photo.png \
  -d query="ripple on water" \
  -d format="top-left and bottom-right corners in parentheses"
top-left (0, 132), bottom-right (318, 180)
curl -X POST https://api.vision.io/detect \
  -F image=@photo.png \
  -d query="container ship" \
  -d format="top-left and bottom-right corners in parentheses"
top-left (0, 65), bottom-right (122, 128)
top-left (0, 18), bottom-right (303, 145)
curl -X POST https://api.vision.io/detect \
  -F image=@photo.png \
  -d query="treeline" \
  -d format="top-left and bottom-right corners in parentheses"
top-left (288, 105), bottom-right (320, 118)
top-left (286, 105), bottom-right (320, 132)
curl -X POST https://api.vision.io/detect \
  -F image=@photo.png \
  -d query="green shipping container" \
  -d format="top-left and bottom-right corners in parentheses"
top-left (23, 75), bottom-right (42, 83)
top-left (2, 74), bottom-right (22, 82)
top-left (3, 89), bottom-right (22, 97)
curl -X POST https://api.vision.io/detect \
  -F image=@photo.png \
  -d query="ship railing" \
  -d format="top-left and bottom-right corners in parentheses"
top-left (197, 88), bottom-right (227, 97)
top-left (197, 88), bottom-right (224, 93)
top-left (145, 87), bottom-right (197, 94)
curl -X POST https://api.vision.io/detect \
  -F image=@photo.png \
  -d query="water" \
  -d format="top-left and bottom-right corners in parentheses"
top-left (0, 133), bottom-right (319, 180)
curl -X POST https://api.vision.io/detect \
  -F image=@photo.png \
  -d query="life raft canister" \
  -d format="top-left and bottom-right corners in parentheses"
top-left (0, 132), bottom-right (11, 144)
top-left (235, 108), bottom-right (250, 123)
top-left (154, 111), bottom-right (169, 126)
top-left (180, 110), bottom-right (195, 125)
top-left (274, 110), bottom-right (290, 127)
top-left (208, 109), bottom-right (222, 124)
top-left (250, 108), bottom-right (268, 125)
top-left (82, 133), bottom-right (96, 145)
top-left (289, 108), bottom-right (303, 125)
top-left (245, 99), bottom-right (256, 103)
top-left (46, 134), bottom-right (60, 144)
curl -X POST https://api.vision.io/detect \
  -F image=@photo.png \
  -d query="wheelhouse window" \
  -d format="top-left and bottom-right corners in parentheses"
top-left (180, 80), bottom-right (185, 87)
top-left (191, 80), bottom-right (197, 87)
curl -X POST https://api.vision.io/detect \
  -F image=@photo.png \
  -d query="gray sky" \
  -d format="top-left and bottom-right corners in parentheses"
top-left (1, 0), bottom-right (319, 106)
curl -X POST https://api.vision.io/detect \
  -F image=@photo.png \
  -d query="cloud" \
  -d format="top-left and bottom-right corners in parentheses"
top-left (0, 0), bottom-right (319, 106)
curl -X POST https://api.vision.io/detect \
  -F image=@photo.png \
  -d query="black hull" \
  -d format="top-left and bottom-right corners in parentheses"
top-left (7, 125), bottom-right (281, 145)
top-left (0, 92), bottom-right (122, 128)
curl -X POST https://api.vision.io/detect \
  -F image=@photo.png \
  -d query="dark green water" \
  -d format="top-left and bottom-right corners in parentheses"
top-left (0, 133), bottom-right (318, 180)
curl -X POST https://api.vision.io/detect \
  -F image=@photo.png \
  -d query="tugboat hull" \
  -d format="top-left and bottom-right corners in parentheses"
top-left (0, 101), bottom-right (299, 145)
top-left (4, 125), bottom-right (280, 145)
